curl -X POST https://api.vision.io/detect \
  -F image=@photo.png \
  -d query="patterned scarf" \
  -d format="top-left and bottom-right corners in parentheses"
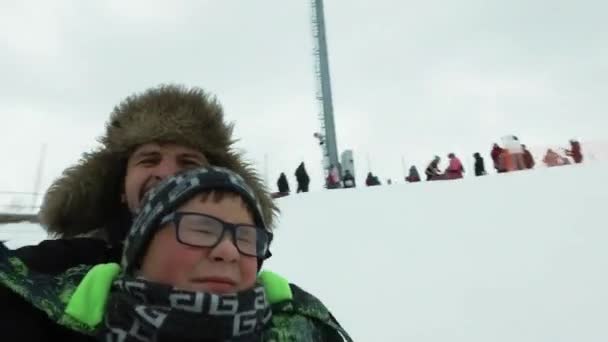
top-left (101, 275), bottom-right (272, 342)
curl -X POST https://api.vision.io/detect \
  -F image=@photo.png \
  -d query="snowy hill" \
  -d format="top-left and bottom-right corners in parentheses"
top-left (265, 163), bottom-right (608, 341)
top-left (2, 163), bottom-right (607, 341)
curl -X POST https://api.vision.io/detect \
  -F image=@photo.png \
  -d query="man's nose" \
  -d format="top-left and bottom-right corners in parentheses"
top-left (151, 159), bottom-right (180, 179)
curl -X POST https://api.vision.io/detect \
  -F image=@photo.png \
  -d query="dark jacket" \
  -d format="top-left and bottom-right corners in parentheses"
top-left (277, 173), bottom-right (290, 193)
top-left (295, 163), bottom-right (310, 193)
top-left (0, 242), bottom-right (351, 342)
top-left (0, 238), bottom-right (120, 341)
top-left (425, 160), bottom-right (441, 180)
top-left (405, 166), bottom-right (420, 183)
top-left (473, 154), bottom-right (486, 176)
top-left (365, 173), bottom-right (380, 186)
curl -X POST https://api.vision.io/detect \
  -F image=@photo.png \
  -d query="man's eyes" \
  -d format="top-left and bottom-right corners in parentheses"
top-left (181, 158), bottom-right (204, 167)
top-left (138, 157), bottom-right (159, 166)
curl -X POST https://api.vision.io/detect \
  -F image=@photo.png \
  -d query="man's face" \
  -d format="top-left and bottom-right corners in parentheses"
top-left (124, 143), bottom-right (208, 212)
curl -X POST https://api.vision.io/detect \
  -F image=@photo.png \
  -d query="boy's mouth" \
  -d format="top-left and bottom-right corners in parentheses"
top-left (190, 277), bottom-right (237, 293)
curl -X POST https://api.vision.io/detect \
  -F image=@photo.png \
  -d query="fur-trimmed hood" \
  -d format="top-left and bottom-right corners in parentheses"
top-left (39, 84), bottom-right (277, 241)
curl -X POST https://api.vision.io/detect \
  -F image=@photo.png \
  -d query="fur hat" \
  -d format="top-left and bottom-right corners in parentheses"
top-left (39, 84), bottom-right (277, 241)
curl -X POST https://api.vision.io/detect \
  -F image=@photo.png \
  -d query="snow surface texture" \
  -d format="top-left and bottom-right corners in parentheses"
top-left (2, 162), bottom-right (607, 341)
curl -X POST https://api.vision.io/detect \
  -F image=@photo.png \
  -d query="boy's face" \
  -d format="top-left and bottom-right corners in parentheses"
top-left (139, 193), bottom-right (258, 294)
top-left (123, 143), bottom-right (208, 212)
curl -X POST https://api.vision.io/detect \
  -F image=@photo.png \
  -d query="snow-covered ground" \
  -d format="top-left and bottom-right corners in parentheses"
top-left (2, 162), bottom-right (607, 341)
top-left (0, 221), bottom-right (47, 249)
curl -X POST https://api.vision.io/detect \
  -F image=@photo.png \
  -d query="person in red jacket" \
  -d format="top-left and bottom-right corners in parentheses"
top-left (522, 144), bottom-right (535, 169)
top-left (565, 140), bottom-right (583, 163)
top-left (491, 143), bottom-right (504, 173)
top-left (543, 149), bottom-right (563, 167)
top-left (445, 153), bottom-right (465, 179)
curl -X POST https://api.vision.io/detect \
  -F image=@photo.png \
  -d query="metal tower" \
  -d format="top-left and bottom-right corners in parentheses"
top-left (311, 0), bottom-right (340, 180)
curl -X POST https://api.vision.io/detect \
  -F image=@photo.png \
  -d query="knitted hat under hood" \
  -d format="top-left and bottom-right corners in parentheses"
top-left (39, 84), bottom-right (277, 242)
top-left (122, 166), bottom-right (271, 274)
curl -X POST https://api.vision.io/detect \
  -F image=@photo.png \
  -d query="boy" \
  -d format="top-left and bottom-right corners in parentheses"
top-left (0, 167), bottom-right (352, 341)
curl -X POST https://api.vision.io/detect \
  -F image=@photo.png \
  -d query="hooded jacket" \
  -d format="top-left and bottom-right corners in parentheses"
top-left (295, 163), bottom-right (310, 186)
top-left (473, 154), bottom-right (486, 176)
top-left (277, 173), bottom-right (290, 193)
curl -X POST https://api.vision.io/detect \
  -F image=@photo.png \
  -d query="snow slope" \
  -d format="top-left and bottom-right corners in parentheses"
top-left (265, 163), bottom-right (608, 341)
top-left (2, 163), bottom-right (607, 341)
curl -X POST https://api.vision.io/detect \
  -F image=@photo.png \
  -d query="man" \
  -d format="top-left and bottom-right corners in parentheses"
top-left (295, 162), bottom-right (310, 193)
top-left (276, 172), bottom-right (290, 194)
top-left (425, 156), bottom-right (442, 181)
top-left (1, 84), bottom-right (278, 337)
top-left (473, 152), bottom-right (487, 176)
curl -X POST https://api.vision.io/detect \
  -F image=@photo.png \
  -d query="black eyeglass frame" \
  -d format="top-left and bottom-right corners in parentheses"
top-left (160, 211), bottom-right (273, 259)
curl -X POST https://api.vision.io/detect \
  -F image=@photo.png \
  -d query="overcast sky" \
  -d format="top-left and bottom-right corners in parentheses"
top-left (1, 0), bottom-right (607, 208)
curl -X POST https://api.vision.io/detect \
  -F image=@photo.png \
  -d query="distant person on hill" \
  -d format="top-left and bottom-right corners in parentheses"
top-left (498, 148), bottom-right (514, 172)
top-left (565, 140), bottom-right (583, 164)
top-left (295, 162), bottom-right (310, 193)
top-left (342, 170), bottom-right (356, 188)
top-left (473, 152), bottom-right (487, 176)
top-left (491, 143), bottom-right (504, 172)
top-left (326, 164), bottom-right (341, 189)
top-left (543, 149), bottom-right (564, 167)
top-left (365, 172), bottom-right (381, 186)
top-left (445, 153), bottom-right (464, 179)
top-left (277, 172), bottom-right (290, 194)
top-left (502, 135), bottom-right (526, 171)
top-left (373, 175), bottom-right (382, 185)
top-left (425, 156), bottom-right (443, 180)
top-left (405, 165), bottom-right (421, 183)
top-left (522, 145), bottom-right (535, 169)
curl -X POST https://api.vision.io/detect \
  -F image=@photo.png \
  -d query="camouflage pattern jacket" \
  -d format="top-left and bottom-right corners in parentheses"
top-left (0, 244), bottom-right (352, 341)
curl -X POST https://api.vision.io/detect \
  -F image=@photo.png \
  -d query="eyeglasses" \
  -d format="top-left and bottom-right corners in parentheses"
top-left (160, 212), bottom-right (273, 259)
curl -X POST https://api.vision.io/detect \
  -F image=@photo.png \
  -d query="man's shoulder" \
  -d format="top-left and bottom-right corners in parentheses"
top-left (15, 238), bottom-right (121, 274)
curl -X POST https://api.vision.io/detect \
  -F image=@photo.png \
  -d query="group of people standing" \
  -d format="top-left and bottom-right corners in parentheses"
top-left (276, 162), bottom-right (311, 197)
top-left (276, 163), bottom-right (362, 197)
top-left (490, 137), bottom-right (583, 172)
top-left (275, 137), bottom-right (585, 196)
top-left (407, 136), bottom-right (585, 183)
